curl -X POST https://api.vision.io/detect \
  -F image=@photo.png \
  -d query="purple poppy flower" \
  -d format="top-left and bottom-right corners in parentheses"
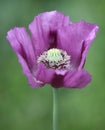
top-left (6, 11), bottom-right (99, 88)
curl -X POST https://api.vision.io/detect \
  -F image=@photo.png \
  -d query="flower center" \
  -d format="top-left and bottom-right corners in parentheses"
top-left (37, 48), bottom-right (70, 70)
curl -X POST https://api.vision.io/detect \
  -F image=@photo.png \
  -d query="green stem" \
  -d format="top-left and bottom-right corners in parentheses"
top-left (53, 88), bottom-right (58, 130)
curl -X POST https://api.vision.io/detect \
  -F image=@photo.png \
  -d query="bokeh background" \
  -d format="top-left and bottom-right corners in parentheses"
top-left (0, 0), bottom-right (104, 130)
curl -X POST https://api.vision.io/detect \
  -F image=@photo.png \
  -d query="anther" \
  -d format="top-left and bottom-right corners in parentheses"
top-left (37, 48), bottom-right (70, 70)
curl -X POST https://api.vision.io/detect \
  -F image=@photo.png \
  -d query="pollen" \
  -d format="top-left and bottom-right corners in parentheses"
top-left (37, 48), bottom-right (70, 70)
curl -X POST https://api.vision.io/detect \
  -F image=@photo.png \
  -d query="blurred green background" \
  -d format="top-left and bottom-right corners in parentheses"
top-left (0, 0), bottom-right (104, 130)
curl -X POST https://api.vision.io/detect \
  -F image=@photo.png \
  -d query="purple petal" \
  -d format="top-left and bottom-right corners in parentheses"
top-left (29, 11), bottom-right (70, 55)
top-left (35, 63), bottom-right (55, 84)
top-left (6, 27), bottom-right (36, 70)
top-left (51, 74), bottom-right (64, 88)
top-left (78, 24), bottom-right (99, 69)
top-left (57, 21), bottom-right (99, 68)
top-left (17, 54), bottom-right (43, 88)
top-left (63, 70), bottom-right (91, 88)
top-left (6, 28), bottom-right (42, 88)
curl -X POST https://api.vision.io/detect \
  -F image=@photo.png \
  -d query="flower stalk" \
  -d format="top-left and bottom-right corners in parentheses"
top-left (53, 88), bottom-right (58, 130)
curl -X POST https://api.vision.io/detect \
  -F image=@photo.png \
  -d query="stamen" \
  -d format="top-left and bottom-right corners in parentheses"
top-left (37, 48), bottom-right (70, 70)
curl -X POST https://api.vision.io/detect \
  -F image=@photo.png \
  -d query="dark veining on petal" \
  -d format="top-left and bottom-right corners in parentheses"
top-left (80, 41), bottom-right (86, 68)
top-left (16, 38), bottom-right (33, 72)
top-left (48, 31), bottom-right (57, 49)
top-left (51, 74), bottom-right (64, 88)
